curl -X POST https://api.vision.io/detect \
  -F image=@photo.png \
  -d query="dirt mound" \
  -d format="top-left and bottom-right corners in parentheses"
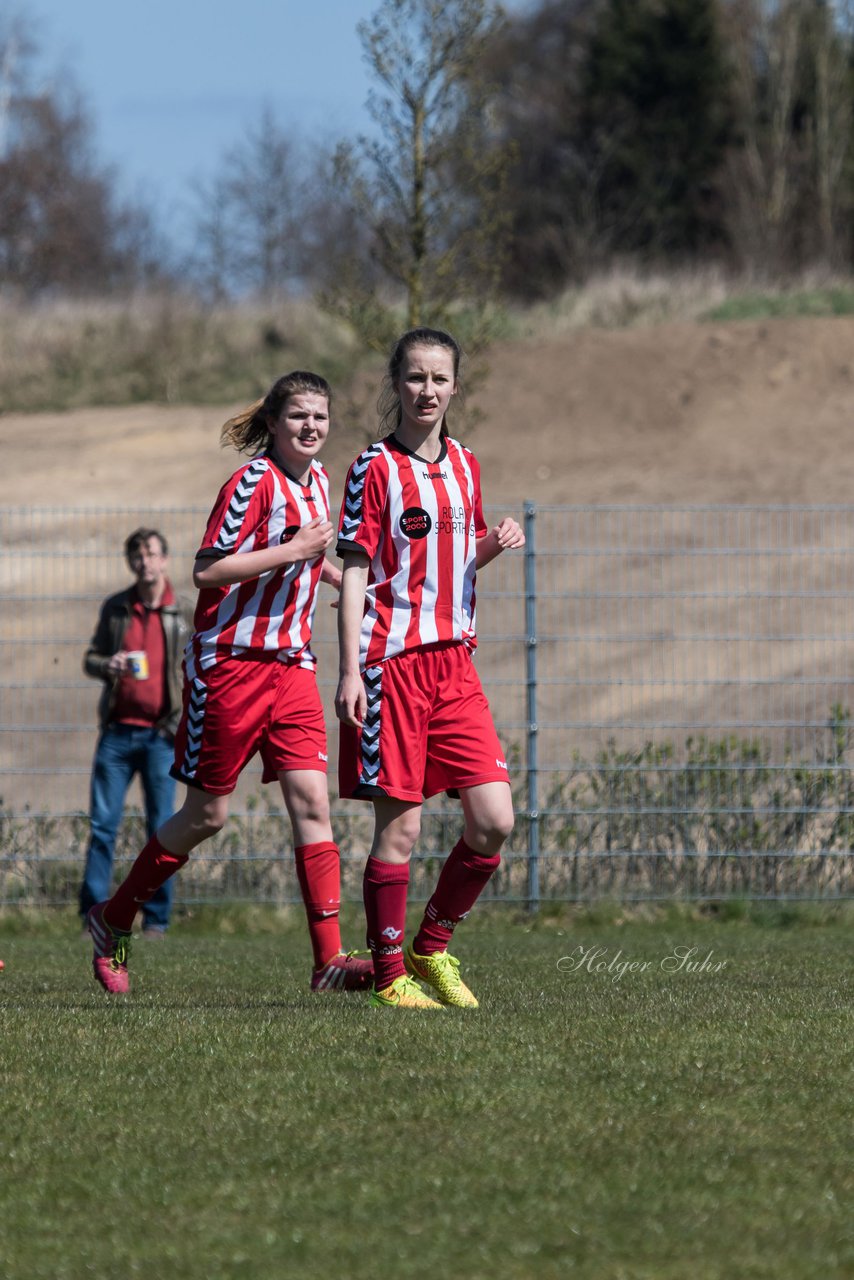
top-left (5, 315), bottom-right (853, 507)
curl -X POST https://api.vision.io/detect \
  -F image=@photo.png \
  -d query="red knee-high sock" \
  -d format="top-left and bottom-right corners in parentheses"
top-left (413, 838), bottom-right (501, 956)
top-left (104, 836), bottom-right (188, 933)
top-left (295, 841), bottom-right (343, 969)
top-left (363, 855), bottom-right (409, 991)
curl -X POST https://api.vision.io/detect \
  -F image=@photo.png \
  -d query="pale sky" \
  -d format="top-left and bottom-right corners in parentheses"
top-left (22, 0), bottom-right (533, 245)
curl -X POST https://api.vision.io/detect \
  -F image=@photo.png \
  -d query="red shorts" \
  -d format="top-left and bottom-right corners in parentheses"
top-left (172, 654), bottom-right (327, 795)
top-left (338, 642), bottom-right (510, 802)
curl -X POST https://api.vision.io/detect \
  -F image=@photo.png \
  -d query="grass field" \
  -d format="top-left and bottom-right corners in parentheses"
top-left (0, 907), bottom-right (851, 1280)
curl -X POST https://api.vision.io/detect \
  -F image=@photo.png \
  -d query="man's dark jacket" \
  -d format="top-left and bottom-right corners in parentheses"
top-left (83, 585), bottom-right (193, 737)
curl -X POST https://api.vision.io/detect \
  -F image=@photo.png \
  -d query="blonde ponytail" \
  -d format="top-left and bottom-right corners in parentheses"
top-left (220, 397), bottom-right (268, 453)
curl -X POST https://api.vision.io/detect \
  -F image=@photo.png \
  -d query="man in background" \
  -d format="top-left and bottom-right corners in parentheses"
top-left (79, 528), bottom-right (192, 936)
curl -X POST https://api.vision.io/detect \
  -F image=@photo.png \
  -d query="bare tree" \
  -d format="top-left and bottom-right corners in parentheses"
top-left (809, 0), bottom-right (853, 263)
top-left (189, 106), bottom-right (313, 300)
top-left (0, 11), bottom-right (167, 293)
top-left (187, 172), bottom-right (233, 301)
top-left (721, 0), bottom-right (854, 272)
top-left (321, 0), bottom-right (511, 351)
top-left (0, 16), bottom-right (29, 158)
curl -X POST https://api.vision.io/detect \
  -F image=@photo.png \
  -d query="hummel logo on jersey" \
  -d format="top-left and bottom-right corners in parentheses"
top-left (318, 751), bottom-right (328, 762)
top-left (496, 759), bottom-right (508, 769)
top-left (399, 506), bottom-right (432, 539)
top-left (422, 468), bottom-right (447, 480)
top-left (380, 925), bottom-right (403, 940)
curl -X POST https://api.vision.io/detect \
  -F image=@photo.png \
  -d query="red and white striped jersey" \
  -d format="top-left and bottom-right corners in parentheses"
top-left (191, 455), bottom-right (330, 669)
top-left (337, 435), bottom-right (487, 667)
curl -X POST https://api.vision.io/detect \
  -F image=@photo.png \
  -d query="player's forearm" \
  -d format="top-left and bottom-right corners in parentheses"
top-left (320, 557), bottom-right (342, 591)
top-left (193, 545), bottom-right (304, 588)
top-left (337, 559), bottom-right (368, 675)
top-left (475, 519), bottom-right (526, 569)
top-left (475, 530), bottom-right (501, 569)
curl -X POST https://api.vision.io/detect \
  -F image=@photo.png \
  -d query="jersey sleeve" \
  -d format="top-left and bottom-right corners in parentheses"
top-left (196, 460), bottom-right (272, 558)
top-left (468, 450), bottom-right (488, 539)
top-left (336, 448), bottom-right (388, 560)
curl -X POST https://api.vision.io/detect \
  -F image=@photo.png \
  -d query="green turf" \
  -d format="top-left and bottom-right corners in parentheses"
top-left (0, 909), bottom-right (851, 1280)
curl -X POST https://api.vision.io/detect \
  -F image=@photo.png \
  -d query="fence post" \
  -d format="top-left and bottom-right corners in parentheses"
top-left (524, 501), bottom-right (540, 912)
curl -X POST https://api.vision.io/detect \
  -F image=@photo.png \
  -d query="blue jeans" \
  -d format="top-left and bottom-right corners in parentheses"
top-left (79, 723), bottom-right (177, 930)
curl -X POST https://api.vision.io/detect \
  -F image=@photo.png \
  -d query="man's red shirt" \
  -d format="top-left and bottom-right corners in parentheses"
top-left (110, 583), bottom-right (175, 727)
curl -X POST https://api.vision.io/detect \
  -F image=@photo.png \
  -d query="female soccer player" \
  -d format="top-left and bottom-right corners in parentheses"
top-left (87, 371), bottom-right (372, 996)
top-left (335, 328), bottom-right (525, 1009)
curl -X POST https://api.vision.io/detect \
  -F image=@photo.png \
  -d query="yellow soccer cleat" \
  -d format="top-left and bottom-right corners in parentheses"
top-left (368, 973), bottom-right (444, 1009)
top-left (404, 944), bottom-right (478, 1008)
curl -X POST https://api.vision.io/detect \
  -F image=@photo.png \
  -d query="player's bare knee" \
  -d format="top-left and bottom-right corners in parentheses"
top-left (281, 777), bottom-right (330, 829)
top-left (193, 799), bottom-right (228, 840)
top-left (472, 810), bottom-right (514, 851)
top-left (495, 808), bottom-right (515, 844)
top-left (289, 796), bottom-right (329, 828)
top-left (400, 811), bottom-right (422, 850)
top-left (378, 812), bottom-right (421, 860)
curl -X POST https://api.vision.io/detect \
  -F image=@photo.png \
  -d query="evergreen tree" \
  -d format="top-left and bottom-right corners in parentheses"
top-left (583, 0), bottom-right (732, 257)
top-left (483, 0), bottom-right (601, 298)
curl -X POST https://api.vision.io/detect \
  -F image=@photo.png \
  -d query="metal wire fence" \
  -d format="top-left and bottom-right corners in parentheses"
top-left (2, 504), bottom-right (853, 906)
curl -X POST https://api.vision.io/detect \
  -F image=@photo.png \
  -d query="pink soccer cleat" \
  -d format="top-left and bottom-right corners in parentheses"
top-left (87, 903), bottom-right (132, 995)
top-left (310, 950), bottom-right (373, 992)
